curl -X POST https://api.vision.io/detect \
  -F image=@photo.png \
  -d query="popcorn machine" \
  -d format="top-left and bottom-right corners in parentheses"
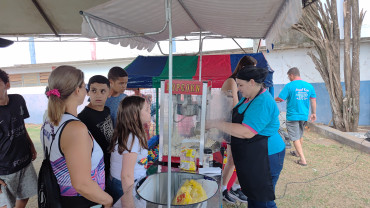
top-left (135, 80), bottom-right (233, 207)
top-left (158, 79), bottom-right (215, 168)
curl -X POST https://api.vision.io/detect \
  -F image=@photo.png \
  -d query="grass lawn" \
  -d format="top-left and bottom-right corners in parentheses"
top-left (25, 124), bottom-right (370, 208)
top-left (25, 124), bottom-right (43, 208)
top-left (224, 128), bottom-right (370, 208)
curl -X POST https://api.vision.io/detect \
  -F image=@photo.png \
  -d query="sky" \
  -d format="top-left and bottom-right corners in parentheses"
top-left (0, 0), bottom-right (369, 68)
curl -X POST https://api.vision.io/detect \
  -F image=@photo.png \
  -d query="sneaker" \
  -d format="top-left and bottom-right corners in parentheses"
top-left (222, 190), bottom-right (236, 204)
top-left (229, 188), bottom-right (248, 203)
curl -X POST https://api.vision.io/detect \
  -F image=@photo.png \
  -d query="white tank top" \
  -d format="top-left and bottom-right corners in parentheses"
top-left (40, 113), bottom-right (105, 196)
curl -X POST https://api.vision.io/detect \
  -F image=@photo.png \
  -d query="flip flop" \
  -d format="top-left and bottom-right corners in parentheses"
top-left (295, 160), bottom-right (307, 166)
top-left (290, 151), bottom-right (299, 157)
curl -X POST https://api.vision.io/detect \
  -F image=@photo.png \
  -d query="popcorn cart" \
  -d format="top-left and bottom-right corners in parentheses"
top-left (158, 79), bottom-right (215, 168)
top-left (135, 79), bottom-right (233, 207)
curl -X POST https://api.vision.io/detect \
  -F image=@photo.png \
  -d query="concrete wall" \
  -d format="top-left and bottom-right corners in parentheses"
top-left (5, 42), bottom-right (370, 125)
top-left (6, 58), bottom-right (134, 124)
top-left (264, 42), bottom-right (370, 83)
top-left (274, 81), bottom-right (370, 125)
top-left (4, 58), bottom-right (135, 83)
top-left (265, 41), bottom-right (370, 125)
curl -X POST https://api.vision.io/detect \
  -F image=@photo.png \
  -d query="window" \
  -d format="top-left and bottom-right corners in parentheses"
top-left (9, 72), bottom-right (50, 87)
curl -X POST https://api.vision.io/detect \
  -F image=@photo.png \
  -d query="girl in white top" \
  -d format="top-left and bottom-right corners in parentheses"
top-left (109, 96), bottom-right (151, 208)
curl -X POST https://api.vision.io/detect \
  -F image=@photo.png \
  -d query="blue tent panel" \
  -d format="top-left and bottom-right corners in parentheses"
top-left (125, 56), bottom-right (168, 88)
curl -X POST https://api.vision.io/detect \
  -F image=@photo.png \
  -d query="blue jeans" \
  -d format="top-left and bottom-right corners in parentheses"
top-left (247, 149), bottom-right (285, 208)
top-left (106, 175), bottom-right (124, 204)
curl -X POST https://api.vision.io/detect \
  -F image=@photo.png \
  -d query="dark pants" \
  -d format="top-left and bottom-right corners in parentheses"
top-left (247, 149), bottom-right (285, 208)
top-left (60, 196), bottom-right (97, 208)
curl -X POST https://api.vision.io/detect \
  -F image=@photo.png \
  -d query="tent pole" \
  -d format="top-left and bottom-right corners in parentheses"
top-left (167, 0), bottom-right (173, 207)
top-left (155, 88), bottom-right (159, 135)
top-left (198, 31), bottom-right (203, 81)
top-left (232, 38), bottom-right (247, 54)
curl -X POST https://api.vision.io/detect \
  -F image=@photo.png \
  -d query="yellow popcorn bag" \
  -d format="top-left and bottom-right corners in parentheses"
top-left (172, 179), bottom-right (207, 205)
top-left (180, 148), bottom-right (196, 171)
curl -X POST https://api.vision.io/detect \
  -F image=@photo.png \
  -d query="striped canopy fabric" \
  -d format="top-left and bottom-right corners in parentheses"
top-left (125, 53), bottom-right (274, 88)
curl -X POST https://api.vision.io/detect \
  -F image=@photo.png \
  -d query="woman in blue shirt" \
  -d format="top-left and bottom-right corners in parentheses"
top-left (206, 66), bottom-right (285, 208)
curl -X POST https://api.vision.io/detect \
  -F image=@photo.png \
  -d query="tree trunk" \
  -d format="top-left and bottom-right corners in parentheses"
top-left (329, 0), bottom-right (346, 131)
top-left (292, 0), bottom-right (364, 132)
top-left (293, 1), bottom-right (346, 131)
top-left (350, 0), bottom-right (365, 131)
top-left (343, 0), bottom-right (352, 132)
top-left (308, 51), bottom-right (345, 130)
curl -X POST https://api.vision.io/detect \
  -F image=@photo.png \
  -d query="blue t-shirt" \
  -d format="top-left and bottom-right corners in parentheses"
top-left (235, 90), bottom-right (285, 155)
top-left (278, 80), bottom-right (316, 121)
top-left (105, 93), bottom-right (127, 127)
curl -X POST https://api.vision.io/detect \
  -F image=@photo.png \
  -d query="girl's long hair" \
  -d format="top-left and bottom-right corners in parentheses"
top-left (47, 65), bottom-right (84, 126)
top-left (229, 56), bottom-right (257, 79)
top-left (109, 96), bottom-right (148, 154)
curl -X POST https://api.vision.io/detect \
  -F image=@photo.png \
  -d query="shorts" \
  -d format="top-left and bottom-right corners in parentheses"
top-left (0, 163), bottom-right (37, 208)
top-left (286, 120), bottom-right (307, 141)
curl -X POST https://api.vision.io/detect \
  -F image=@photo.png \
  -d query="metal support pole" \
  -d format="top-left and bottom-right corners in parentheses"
top-left (166, 0), bottom-right (173, 207)
top-left (156, 87), bottom-right (159, 135)
top-left (199, 82), bottom-right (208, 166)
top-left (198, 31), bottom-right (203, 81)
top-left (32, 0), bottom-right (60, 37)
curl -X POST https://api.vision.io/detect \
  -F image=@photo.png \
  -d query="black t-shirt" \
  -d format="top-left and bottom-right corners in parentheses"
top-left (0, 94), bottom-right (31, 175)
top-left (78, 106), bottom-right (113, 176)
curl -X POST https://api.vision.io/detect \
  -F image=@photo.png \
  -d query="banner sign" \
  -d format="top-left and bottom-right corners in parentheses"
top-left (164, 80), bottom-right (210, 95)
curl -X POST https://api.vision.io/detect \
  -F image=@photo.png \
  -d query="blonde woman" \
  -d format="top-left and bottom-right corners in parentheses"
top-left (109, 96), bottom-right (151, 208)
top-left (40, 65), bottom-right (113, 208)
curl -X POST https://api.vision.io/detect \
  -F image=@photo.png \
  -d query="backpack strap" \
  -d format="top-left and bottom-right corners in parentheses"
top-left (41, 121), bottom-right (55, 159)
top-left (45, 119), bottom-right (77, 160)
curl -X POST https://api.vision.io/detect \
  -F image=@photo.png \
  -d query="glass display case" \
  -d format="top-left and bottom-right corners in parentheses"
top-left (135, 80), bottom-right (233, 207)
top-left (158, 80), bottom-right (232, 168)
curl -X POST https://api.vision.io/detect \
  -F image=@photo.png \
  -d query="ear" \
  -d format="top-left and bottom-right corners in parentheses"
top-left (250, 79), bottom-right (256, 85)
top-left (108, 88), bottom-right (113, 97)
top-left (5, 82), bottom-right (10, 90)
top-left (74, 86), bottom-right (81, 95)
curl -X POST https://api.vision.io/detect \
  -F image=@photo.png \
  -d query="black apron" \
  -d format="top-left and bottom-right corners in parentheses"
top-left (230, 89), bottom-right (275, 202)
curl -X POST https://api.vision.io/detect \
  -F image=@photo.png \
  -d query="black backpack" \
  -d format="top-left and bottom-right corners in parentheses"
top-left (38, 120), bottom-right (74, 208)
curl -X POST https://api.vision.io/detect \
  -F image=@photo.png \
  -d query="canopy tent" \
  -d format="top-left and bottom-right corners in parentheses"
top-left (80, 2), bottom-right (298, 206)
top-left (125, 53), bottom-right (274, 89)
top-left (81, 0), bottom-right (302, 51)
top-left (0, 0), bottom-right (110, 36)
top-left (124, 56), bottom-right (168, 88)
top-left (1, 0), bottom-right (303, 50)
